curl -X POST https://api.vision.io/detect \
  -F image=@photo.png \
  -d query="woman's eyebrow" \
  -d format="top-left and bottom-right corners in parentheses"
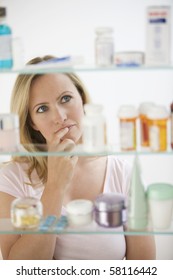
top-left (59, 90), bottom-right (74, 96)
top-left (32, 102), bottom-right (48, 111)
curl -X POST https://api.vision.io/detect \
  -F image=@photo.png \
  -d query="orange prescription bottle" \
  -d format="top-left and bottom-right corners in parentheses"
top-left (118, 105), bottom-right (138, 151)
top-left (147, 105), bottom-right (169, 152)
top-left (139, 102), bottom-right (155, 148)
top-left (171, 102), bottom-right (173, 149)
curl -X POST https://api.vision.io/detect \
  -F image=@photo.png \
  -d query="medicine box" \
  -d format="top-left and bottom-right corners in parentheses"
top-left (145, 6), bottom-right (171, 66)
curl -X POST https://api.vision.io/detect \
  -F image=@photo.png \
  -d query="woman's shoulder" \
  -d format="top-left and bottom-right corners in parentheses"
top-left (0, 160), bottom-right (42, 198)
top-left (0, 161), bottom-right (28, 176)
top-left (0, 161), bottom-right (29, 196)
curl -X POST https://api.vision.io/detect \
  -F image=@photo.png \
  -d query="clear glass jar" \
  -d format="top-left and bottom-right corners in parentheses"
top-left (11, 197), bottom-right (43, 229)
top-left (95, 27), bottom-right (114, 66)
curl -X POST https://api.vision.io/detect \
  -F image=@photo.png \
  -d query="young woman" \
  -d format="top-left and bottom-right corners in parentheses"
top-left (0, 56), bottom-right (156, 260)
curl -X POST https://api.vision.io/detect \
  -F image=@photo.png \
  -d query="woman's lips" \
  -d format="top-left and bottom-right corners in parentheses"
top-left (55, 124), bottom-right (75, 133)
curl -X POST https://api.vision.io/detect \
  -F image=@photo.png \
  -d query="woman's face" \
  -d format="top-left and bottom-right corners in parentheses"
top-left (29, 73), bottom-right (84, 144)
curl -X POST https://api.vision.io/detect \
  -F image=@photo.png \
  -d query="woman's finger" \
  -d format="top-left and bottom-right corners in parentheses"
top-left (60, 139), bottom-right (76, 152)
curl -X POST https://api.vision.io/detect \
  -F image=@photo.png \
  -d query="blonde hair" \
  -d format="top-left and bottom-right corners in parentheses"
top-left (10, 55), bottom-right (91, 184)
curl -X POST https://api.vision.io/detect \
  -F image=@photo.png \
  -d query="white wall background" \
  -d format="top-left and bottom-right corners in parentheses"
top-left (0, 0), bottom-right (173, 259)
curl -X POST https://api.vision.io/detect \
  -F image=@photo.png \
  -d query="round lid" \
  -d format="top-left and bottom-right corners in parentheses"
top-left (0, 114), bottom-right (19, 130)
top-left (66, 199), bottom-right (93, 215)
top-left (139, 102), bottom-right (155, 115)
top-left (95, 27), bottom-right (114, 35)
top-left (12, 197), bottom-right (42, 209)
top-left (147, 105), bottom-right (169, 120)
top-left (84, 104), bottom-right (103, 115)
top-left (147, 183), bottom-right (173, 200)
top-left (118, 105), bottom-right (138, 118)
top-left (94, 193), bottom-right (125, 211)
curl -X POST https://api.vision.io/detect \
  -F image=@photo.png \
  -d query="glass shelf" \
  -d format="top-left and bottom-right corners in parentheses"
top-left (0, 144), bottom-right (172, 157)
top-left (0, 219), bottom-right (172, 235)
top-left (1, 64), bottom-right (173, 75)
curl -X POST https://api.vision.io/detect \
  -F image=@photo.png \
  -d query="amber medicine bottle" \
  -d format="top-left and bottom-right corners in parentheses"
top-left (118, 105), bottom-right (138, 151)
top-left (147, 105), bottom-right (169, 152)
top-left (139, 102), bottom-right (155, 148)
top-left (171, 102), bottom-right (173, 149)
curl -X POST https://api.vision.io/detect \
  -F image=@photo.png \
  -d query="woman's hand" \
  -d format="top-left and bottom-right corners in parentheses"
top-left (47, 127), bottom-right (78, 192)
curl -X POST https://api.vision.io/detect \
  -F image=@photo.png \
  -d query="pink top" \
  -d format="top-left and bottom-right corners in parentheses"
top-left (0, 156), bottom-right (131, 260)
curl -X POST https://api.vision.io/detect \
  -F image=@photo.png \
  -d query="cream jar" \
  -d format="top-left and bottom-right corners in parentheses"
top-left (94, 193), bottom-right (126, 227)
top-left (147, 183), bottom-right (173, 229)
top-left (66, 199), bottom-right (93, 227)
top-left (11, 197), bottom-right (43, 229)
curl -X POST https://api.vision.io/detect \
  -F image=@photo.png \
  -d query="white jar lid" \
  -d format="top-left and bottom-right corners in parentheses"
top-left (147, 105), bottom-right (169, 120)
top-left (11, 196), bottom-right (43, 213)
top-left (95, 27), bottom-right (114, 35)
top-left (0, 113), bottom-right (19, 130)
top-left (139, 102), bottom-right (155, 115)
top-left (118, 105), bottom-right (138, 118)
top-left (66, 199), bottom-right (93, 215)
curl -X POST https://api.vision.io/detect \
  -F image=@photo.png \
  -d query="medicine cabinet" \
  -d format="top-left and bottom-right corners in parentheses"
top-left (0, 0), bottom-right (173, 241)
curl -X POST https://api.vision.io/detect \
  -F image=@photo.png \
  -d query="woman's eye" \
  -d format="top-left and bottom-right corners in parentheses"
top-left (37, 105), bottom-right (48, 113)
top-left (61, 95), bottom-right (72, 103)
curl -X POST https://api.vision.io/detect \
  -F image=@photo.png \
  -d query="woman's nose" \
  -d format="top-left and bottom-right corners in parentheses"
top-left (52, 107), bottom-right (67, 123)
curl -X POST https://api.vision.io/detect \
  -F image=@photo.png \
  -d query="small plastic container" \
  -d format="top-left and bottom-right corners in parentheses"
top-left (147, 105), bottom-right (169, 152)
top-left (66, 199), bottom-right (93, 227)
top-left (118, 105), bottom-right (138, 151)
top-left (139, 102), bottom-right (155, 148)
top-left (115, 51), bottom-right (144, 67)
top-left (0, 113), bottom-right (20, 151)
top-left (94, 193), bottom-right (126, 228)
top-left (11, 197), bottom-right (43, 229)
top-left (82, 104), bottom-right (106, 152)
top-left (147, 183), bottom-right (173, 229)
top-left (95, 27), bottom-right (114, 66)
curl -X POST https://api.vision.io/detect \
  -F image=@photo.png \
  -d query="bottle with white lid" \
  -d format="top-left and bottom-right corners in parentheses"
top-left (0, 113), bottom-right (20, 151)
top-left (0, 7), bottom-right (13, 69)
top-left (82, 104), bottom-right (106, 152)
top-left (147, 105), bottom-right (169, 152)
top-left (118, 105), bottom-right (138, 151)
top-left (95, 27), bottom-right (114, 66)
top-left (139, 102), bottom-right (155, 148)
